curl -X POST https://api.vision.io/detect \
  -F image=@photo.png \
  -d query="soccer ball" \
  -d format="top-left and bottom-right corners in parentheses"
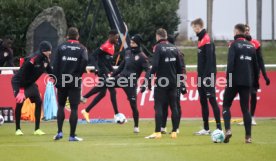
top-left (0, 115), bottom-right (4, 125)
top-left (211, 129), bottom-right (225, 143)
top-left (114, 113), bottom-right (127, 124)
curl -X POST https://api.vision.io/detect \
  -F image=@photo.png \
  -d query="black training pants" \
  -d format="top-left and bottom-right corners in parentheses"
top-left (161, 88), bottom-right (181, 130)
top-left (154, 87), bottom-right (179, 132)
top-left (223, 85), bottom-right (251, 136)
top-left (11, 83), bottom-right (42, 131)
top-left (57, 87), bottom-right (81, 137)
top-left (198, 86), bottom-right (221, 130)
top-left (83, 75), bottom-right (118, 114)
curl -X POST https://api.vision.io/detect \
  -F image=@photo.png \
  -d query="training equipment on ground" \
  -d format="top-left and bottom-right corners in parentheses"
top-left (0, 115), bottom-right (4, 125)
top-left (211, 129), bottom-right (225, 143)
top-left (114, 113), bottom-right (127, 124)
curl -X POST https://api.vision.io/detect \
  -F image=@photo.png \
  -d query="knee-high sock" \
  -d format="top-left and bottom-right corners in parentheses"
top-left (34, 99), bottom-right (42, 130)
top-left (240, 89), bottom-right (251, 136)
top-left (209, 97), bottom-right (222, 130)
top-left (85, 88), bottom-right (107, 112)
top-left (161, 103), bottom-right (169, 129)
top-left (223, 106), bottom-right (231, 131)
top-left (15, 103), bottom-right (23, 130)
top-left (250, 93), bottom-right (257, 117)
top-left (69, 104), bottom-right (78, 137)
top-left (83, 86), bottom-right (102, 98)
top-left (200, 96), bottom-right (209, 130)
top-left (109, 88), bottom-right (119, 114)
top-left (129, 99), bottom-right (139, 127)
top-left (57, 104), bottom-right (65, 133)
top-left (170, 105), bottom-right (179, 132)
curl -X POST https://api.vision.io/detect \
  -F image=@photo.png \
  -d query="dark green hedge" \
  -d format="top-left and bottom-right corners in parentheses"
top-left (0, 0), bottom-right (180, 62)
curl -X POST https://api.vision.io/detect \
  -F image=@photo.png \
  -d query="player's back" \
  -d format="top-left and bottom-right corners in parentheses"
top-left (54, 40), bottom-right (88, 88)
top-left (154, 42), bottom-right (180, 87)
top-left (229, 38), bottom-right (257, 87)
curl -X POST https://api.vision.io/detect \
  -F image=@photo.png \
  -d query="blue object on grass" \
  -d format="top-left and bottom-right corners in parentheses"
top-left (43, 82), bottom-right (58, 120)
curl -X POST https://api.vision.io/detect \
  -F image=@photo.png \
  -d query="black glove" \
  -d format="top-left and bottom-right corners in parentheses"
top-left (180, 82), bottom-right (187, 95)
top-left (265, 77), bottom-right (270, 86)
top-left (94, 69), bottom-right (99, 76)
top-left (253, 81), bottom-right (260, 89)
top-left (140, 85), bottom-right (147, 93)
top-left (148, 82), bottom-right (152, 91)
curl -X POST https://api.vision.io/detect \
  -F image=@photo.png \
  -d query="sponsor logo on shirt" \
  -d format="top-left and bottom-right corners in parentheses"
top-left (240, 55), bottom-right (252, 61)
top-left (165, 57), bottom-right (176, 62)
top-left (62, 56), bottom-right (78, 61)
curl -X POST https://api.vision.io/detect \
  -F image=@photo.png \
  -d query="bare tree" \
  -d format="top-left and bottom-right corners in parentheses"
top-left (256, 0), bottom-right (262, 41)
top-left (245, 0), bottom-right (249, 24)
top-left (272, 0), bottom-right (275, 45)
top-left (207, 0), bottom-right (213, 38)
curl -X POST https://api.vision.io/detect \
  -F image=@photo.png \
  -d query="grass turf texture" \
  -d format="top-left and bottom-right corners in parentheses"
top-left (0, 119), bottom-right (275, 161)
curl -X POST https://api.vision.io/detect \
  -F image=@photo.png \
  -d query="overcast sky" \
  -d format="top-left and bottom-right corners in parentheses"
top-left (179, 0), bottom-right (276, 40)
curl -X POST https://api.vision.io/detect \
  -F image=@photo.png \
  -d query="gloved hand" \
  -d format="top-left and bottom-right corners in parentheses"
top-left (94, 69), bottom-right (99, 76)
top-left (140, 85), bottom-right (147, 93)
top-left (180, 82), bottom-right (187, 95)
top-left (265, 77), bottom-right (270, 86)
top-left (16, 88), bottom-right (25, 104)
top-left (148, 81), bottom-right (153, 91)
top-left (253, 81), bottom-right (260, 89)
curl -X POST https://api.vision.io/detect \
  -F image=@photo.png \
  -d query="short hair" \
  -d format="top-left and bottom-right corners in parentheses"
top-left (109, 29), bottom-right (118, 35)
top-left (167, 34), bottom-right (175, 44)
top-left (191, 18), bottom-right (204, 27)
top-left (244, 24), bottom-right (250, 30)
top-left (156, 28), bottom-right (167, 39)
top-left (235, 24), bottom-right (246, 33)
top-left (67, 27), bottom-right (79, 40)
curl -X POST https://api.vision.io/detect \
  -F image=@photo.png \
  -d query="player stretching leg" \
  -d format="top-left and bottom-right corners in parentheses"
top-left (80, 30), bottom-right (120, 123)
top-left (112, 34), bottom-right (150, 133)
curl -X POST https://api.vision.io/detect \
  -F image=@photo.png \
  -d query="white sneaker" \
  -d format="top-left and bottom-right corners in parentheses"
top-left (69, 136), bottom-right (83, 142)
top-left (80, 96), bottom-right (87, 104)
top-left (252, 117), bottom-right (257, 126)
top-left (238, 121), bottom-right (244, 125)
top-left (134, 127), bottom-right (140, 133)
top-left (161, 127), bottom-right (167, 134)
top-left (194, 129), bottom-right (211, 135)
top-left (145, 132), bottom-right (162, 139)
top-left (238, 118), bottom-right (257, 126)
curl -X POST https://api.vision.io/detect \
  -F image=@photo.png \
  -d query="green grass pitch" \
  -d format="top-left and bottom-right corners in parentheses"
top-left (0, 119), bottom-right (275, 161)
